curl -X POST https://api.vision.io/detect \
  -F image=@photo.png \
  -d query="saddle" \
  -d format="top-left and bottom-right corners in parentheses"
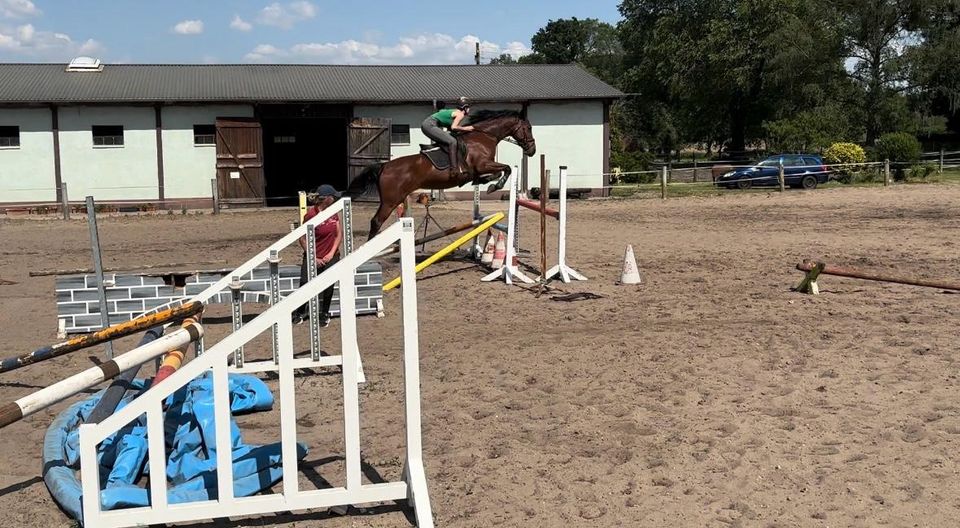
top-left (419, 140), bottom-right (468, 171)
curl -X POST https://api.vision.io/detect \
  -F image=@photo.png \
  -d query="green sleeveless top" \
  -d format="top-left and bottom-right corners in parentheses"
top-left (430, 108), bottom-right (456, 127)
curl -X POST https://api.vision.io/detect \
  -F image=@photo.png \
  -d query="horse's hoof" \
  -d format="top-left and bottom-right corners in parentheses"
top-left (486, 176), bottom-right (508, 194)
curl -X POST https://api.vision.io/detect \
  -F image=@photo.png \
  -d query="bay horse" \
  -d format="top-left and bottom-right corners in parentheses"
top-left (348, 110), bottom-right (537, 239)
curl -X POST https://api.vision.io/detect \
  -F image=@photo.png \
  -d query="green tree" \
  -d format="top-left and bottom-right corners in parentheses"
top-left (519, 17), bottom-right (623, 84)
top-left (836, 0), bottom-right (922, 145)
top-left (488, 53), bottom-right (518, 65)
top-left (618, 0), bottom-right (849, 154)
top-left (907, 0), bottom-right (960, 137)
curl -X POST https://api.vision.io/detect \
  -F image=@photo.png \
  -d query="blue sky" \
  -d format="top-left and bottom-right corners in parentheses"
top-left (0, 0), bottom-right (622, 64)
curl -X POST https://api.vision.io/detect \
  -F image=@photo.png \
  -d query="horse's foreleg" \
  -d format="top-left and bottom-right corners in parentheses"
top-left (473, 162), bottom-right (512, 194)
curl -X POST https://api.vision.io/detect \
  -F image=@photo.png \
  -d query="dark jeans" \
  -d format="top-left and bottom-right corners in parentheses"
top-left (422, 117), bottom-right (466, 174)
top-left (421, 117), bottom-right (457, 152)
top-left (295, 251), bottom-right (340, 318)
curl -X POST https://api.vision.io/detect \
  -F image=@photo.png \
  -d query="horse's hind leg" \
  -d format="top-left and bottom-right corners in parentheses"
top-left (368, 202), bottom-right (394, 241)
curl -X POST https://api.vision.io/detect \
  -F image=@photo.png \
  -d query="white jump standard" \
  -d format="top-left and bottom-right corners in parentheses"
top-left (482, 166), bottom-right (586, 285)
top-left (541, 166), bottom-right (586, 283)
top-left (78, 219), bottom-right (434, 528)
top-left (482, 174), bottom-right (535, 285)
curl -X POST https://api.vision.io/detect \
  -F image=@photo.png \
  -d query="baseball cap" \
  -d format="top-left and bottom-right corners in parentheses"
top-left (313, 184), bottom-right (341, 198)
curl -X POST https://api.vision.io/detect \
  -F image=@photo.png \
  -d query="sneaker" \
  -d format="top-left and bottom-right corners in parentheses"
top-left (319, 315), bottom-right (331, 328)
top-left (291, 313), bottom-right (305, 325)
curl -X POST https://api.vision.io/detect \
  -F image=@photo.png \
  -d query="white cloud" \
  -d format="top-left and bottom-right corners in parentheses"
top-left (502, 41), bottom-right (530, 58)
top-left (244, 33), bottom-right (532, 64)
top-left (245, 43), bottom-right (284, 61)
top-left (0, 23), bottom-right (103, 59)
top-left (173, 19), bottom-right (204, 35)
top-left (256, 1), bottom-right (316, 30)
top-left (289, 1), bottom-right (316, 18)
top-left (230, 14), bottom-right (252, 32)
top-left (0, 0), bottom-right (40, 19)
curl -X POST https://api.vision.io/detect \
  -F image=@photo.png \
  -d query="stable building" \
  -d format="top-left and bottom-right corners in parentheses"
top-left (0, 60), bottom-right (621, 209)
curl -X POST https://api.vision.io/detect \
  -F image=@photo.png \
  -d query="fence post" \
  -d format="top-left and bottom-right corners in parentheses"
top-left (778, 164), bottom-right (785, 192)
top-left (940, 148), bottom-right (944, 175)
top-left (884, 159), bottom-right (890, 186)
top-left (693, 154), bottom-right (698, 182)
top-left (85, 196), bottom-right (113, 360)
top-left (61, 182), bottom-right (70, 220)
top-left (661, 166), bottom-right (667, 200)
top-left (211, 178), bottom-right (220, 215)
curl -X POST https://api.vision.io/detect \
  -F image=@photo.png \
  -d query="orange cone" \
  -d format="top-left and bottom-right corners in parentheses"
top-left (481, 231), bottom-right (496, 266)
top-left (491, 232), bottom-right (506, 269)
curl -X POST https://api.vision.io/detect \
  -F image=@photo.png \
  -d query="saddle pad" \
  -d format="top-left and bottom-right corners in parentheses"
top-left (421, 148), bottom-right (451, 170)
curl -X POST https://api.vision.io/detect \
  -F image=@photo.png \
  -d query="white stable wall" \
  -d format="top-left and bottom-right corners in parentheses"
top-left (0, 108), bottom-right (57, 204)
top-left (58, 106), bottom-right (158, 202)
top-left (0, 99), bottom-right (607, 205)
top-left (527, 101), bottom-right (605, 190)
top-left (161, 105), bottom-right (254, 199)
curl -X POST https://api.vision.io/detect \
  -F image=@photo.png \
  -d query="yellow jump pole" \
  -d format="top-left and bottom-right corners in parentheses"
top-left (382, 212), bottom-right (504, 292)
top-left (298, 191), bottom-right (308, 225)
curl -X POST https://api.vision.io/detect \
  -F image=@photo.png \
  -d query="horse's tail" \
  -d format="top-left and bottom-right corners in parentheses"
top-left (344, 162), bottom-right (385, 200)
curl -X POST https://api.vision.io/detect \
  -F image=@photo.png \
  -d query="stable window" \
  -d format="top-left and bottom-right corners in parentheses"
top-left (0, 126), bottom-right (19, 148)
top-left (193, 124), bottom-right (215, 146)
top-left (391, 124), bottom-right (410, 145)
top-left (92, 125), bottom-right (124, 147)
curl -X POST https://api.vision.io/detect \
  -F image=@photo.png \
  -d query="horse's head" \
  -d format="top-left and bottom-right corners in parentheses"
top-left (468, 110), bottom-right (537, 156)
top-left (511, 117), bottom-right (537, 157)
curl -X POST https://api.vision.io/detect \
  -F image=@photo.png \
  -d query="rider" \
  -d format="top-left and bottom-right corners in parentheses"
top-left (421, 97), bottom-right (474, 176)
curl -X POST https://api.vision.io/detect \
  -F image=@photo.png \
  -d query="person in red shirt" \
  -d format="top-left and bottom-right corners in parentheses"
top-left (293, 184), bottom-right (343, 327)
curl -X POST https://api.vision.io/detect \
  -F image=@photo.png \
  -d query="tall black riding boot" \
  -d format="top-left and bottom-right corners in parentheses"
top-left (449, 148), bottom-right (461, 175)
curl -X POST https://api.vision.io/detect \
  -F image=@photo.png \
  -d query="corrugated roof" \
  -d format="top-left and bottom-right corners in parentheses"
top-left (0, 63), bottom-right (623, 104)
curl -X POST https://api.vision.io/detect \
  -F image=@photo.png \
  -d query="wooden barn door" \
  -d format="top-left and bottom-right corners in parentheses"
top-left (347, 117), bottom-right (391, 195)
top-left (216, 118), bottom-right (265, 207)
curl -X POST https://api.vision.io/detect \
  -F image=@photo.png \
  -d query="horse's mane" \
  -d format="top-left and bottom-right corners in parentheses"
top-left (466, 109), bottom-right (523, 125)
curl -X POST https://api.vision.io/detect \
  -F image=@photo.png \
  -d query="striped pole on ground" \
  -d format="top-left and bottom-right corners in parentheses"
top-left (0, 301), bottom-right (204, 375)
top-left (83, 325), bottom-right (164, 425)
top-left (0, 321), bottom-right (203, 429)
top-left (151, 317), bottom-right (200, 386)
top-left (375, 213), bottom-right (503, 259)
top-left (382, 212), bottom-right (505, 292)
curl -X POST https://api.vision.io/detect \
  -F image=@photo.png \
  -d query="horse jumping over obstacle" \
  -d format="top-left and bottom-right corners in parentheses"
top-left (348, 110), bottom-right (536, 240)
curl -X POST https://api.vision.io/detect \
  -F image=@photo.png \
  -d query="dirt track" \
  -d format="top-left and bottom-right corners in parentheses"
top-left (1, 184), bottom-right (959, 527)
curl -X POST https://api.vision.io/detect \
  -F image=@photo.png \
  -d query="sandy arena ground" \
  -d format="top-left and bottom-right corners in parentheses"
top-left (0, 184), bottom-right (959, 527)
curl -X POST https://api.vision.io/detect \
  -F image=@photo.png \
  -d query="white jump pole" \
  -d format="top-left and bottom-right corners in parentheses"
top-left (481, 174), bottom-right (534, 285)
top-left (0, 321), bottom-right (202, 428)
top-left (542, 166), bottom-right (586, 283)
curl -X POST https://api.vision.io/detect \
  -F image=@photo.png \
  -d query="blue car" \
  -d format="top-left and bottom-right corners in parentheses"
top-left (715, 154), bottom-right (831, 190)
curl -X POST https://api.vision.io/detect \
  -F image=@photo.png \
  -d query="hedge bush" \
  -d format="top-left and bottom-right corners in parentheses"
top-left (909, 163), bottom-right (937, 180)
top-left (874, 133), bottom-right (921, 163)
top-left (823, 142), bottom-right (866, 166)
